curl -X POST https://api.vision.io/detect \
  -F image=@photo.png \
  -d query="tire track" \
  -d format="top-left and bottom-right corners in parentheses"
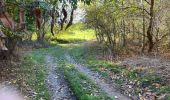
top-left (45, 55), bottom-right (76, 100)
top-left (65, 54), bottom-right (131, 100)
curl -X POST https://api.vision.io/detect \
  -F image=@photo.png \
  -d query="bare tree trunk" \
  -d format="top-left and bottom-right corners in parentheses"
top-left (122, 19), bottom-right (126, 47)
top-left (37, 20), bottom-right (46, 43)
top-left (122, 1), bottom-right (126, 47)
top-left (106, 32), bottom-right (115, 56)
top-left (132, 22), bottom-right (135, 40)
top-left (37, 29), bottom-right (43, 42)
top-left (146, 0), bottom-right (154, 52)
top-left (142, 2), bottom-right (146, 53)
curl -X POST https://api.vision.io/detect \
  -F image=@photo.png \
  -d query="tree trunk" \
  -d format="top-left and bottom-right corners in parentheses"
top-left (146, 0), bottom-right (154, 52)
top-left (37, 20), bottom-right (46, 43)
top-left (142, 2), bottom-right (146, 53)
top-left (122, 19), bottom-right (126, 47)
top-left (37, 29), bottom-right (44, 43)
top-left (122, 1), bottom-right (126, 47)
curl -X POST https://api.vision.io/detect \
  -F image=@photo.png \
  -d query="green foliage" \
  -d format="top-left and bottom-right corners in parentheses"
top-left (85, 0), bottom-right (170, 52)
top-left (59, 0), bottom-right (91, 8)
top-left (160, 86), bottom-right (170, 94)
top-left (1, 0), bottom-right (92, 42)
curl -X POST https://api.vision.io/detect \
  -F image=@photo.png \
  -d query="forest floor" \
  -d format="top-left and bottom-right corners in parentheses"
top-left (44, 51), bottom-right (131, 100)
top-left (1, 23), bottom-right (170, 100)
top-left (66, 42), bottom-right (170, 100)
top-left (120, 56), bottom-right (170, 83)
top-left (64, 53), bottom-right (130, 100)
top-left (43, 45), bottom-right (130, 100)
top-left (0, 41), bottom-right (170, 100)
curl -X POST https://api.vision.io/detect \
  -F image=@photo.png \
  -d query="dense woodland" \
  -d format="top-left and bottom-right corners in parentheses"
top-left (0, 0), bottom-right (170, 100)
top-left (85, 0), bottom-right (170, 54)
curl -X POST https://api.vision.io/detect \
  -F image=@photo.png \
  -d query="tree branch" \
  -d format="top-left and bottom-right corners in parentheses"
top-left (144, 0), bottom-right (151, 5)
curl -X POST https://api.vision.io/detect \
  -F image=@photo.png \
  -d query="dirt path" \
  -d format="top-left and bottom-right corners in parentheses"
top-left (45, 55), bottom-right (76, 100)
top-left (65, 54), bottom-right (131, 100)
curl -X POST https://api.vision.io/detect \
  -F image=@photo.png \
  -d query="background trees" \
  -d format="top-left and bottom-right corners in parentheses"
top-left (85, 0), bottom-right (170, 54)
top-left (0, 0), bottom-right (91, 59)
top-left (0, 0), bottom-right (170, 60)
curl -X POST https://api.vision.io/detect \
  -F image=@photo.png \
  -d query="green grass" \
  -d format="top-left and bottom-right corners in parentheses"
top-left (68, 44), bottom-right (170, 97)
top-left (48, 46), bottom-right (113, 100)
top-left (17, 21), bottom-right (128, 100)
top-left (21, 46), bottom-right (112, 100)
top-left (30, 23), bottom-right (95, 43)
top-left (51, 23), bottom-right (96, 43)
top-left (23, 20), bottom-right (169, 99)
top-left (59, 61), bottom-right (112, 100)
top-left (21, 49), bottom-right (49, 100)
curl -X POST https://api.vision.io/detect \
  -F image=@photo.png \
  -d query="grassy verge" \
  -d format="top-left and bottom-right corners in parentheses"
top-left (21, 49), bottom-right (49, 100)
top-left (49, 46), bottom-right (113, 100)
top-left (68, 44), bottom-right (170, 99)
top-left (59, 61), bottom-right (112, 100)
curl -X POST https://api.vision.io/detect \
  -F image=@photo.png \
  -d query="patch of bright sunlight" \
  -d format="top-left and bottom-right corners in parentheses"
top-left (55, 23), bottom-right (96, 41)
top-left (65, 64), bottom-right (74, 68)
top-left (31, 32), bottom-right (37, 41)
top-left (58, 43), bottom-right (81, 47)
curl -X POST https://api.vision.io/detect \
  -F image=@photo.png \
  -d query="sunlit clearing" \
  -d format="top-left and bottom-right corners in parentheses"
top-left (31, 32), bottom-right (37, 41)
